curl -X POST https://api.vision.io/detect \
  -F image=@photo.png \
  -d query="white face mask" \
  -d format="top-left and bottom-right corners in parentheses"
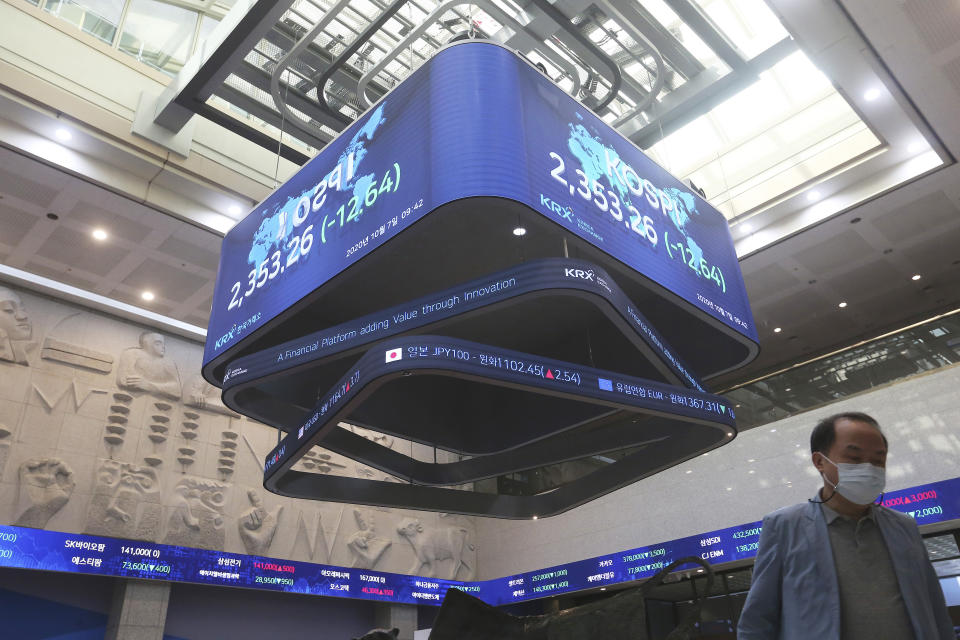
top-left (818, 454), bottom-right (885, 505)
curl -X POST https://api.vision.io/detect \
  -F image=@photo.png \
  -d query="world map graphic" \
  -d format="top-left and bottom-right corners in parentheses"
top-left (247, 103), bottom-right (388, 268)
top-left (565, 113), bottom-right (704, 269)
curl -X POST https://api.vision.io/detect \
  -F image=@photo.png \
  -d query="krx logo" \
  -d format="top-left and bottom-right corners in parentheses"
top-left (564, 268), bottom-right (595, 282)
top-left (540, 194), bottom-right (573, 221)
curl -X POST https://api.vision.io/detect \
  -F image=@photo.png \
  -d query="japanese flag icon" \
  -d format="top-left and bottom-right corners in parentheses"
top-left (385, 348), bottom-right (403, 363)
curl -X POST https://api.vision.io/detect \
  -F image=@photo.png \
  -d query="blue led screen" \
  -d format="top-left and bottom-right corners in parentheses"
top-left (3, 475), bottom-right (957, 607)
top-left (204, 42), bottom-right (756, 371)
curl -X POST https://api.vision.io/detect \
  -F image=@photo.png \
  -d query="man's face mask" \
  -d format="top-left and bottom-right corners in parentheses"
top-left (818, 454), bottom-right (885, 505)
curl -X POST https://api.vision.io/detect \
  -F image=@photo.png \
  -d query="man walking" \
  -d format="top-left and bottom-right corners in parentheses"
top-left (738, 412), bottom-right (953, 639)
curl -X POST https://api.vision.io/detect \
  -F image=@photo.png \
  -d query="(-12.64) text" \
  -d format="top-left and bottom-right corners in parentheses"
top-left (226, 162), bottom-right (401, 313)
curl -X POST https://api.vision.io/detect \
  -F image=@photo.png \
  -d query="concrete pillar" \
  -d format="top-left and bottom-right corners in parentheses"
top-left (105, 579), bottom-right (171, 640)
top-left (373, 602), bottom-right (417, 640)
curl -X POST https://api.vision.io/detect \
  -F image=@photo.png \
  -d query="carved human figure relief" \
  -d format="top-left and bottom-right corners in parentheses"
top-left (396, 518), bottom-right (474, 580)
top-left (0, 286), bottom-right (35, 365)
top-left (184, 375), bottom-right (238, 416)
top-left (116, 332), bottom-right (182, 399)
top-left (84, 460), bottom-right (162, 541)
top-left (347, 509), bottom-right (392, 569)
top-left (163, 477), bottom-right (227, 550)
top-left (238, 489), bottom-right (283, 556)
top-left (14, 458), bottom-right (75, 528)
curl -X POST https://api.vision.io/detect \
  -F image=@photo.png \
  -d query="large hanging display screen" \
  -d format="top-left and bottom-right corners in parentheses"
top-left (1, 475), bottom-right (955, 606)
top-left (203, 42), bottom-right (756, 384)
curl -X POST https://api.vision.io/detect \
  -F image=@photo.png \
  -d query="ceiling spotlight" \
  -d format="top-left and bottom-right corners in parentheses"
top-left (512, 226), bottom-right (527, 236)
top-left (785, 387), bottom-right (792, 392)
top-left (531, 515), bottom-right (538, 520)
top-left (55, 128), bottom-right (72, 142)
top-left (748, 469), bottom-right (756, 474)
top-left (141, 291), bottom-right (155, 302)
top-left (685, 470), bottom-right (692, 474)
top-left (769, 428), bottom-right (777, 433)
top-left (911, 274), bottom-right (922, 281)
top-left (806, 190), bottom-right (821, 202)
top-left (696, 568), bottom-right (704, 573)
top-left (838, 301), bottom-right (848, 308)
top-left (91, 228), bottom-right (108, 241)
top-left (773, 327), bottom-right (782, 333)
top-left (228, 204), bottom-right (243, 216)
top-left (600, 587), bottom-right (606, 591)
top-left (863, 88), bottom-right (881, 102)
top-left (726, 487), bottom-right (732, 491)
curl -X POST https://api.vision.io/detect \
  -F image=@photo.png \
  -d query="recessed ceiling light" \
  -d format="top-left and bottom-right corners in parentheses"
top-left (770, 428), bottom-right (777, 433)
top-left (55, 128), bottom-right (72, 142)
top-left (773, 327), bottom-right (782, 333)
top-left (228, 204), bottom-right (243, 216)
top-left (91, 228), bottom-right (108, 241)
top-left (748, 469), bottom-right (755, 474)
top-left (512, 226), bottom-right (527, 236)
top-left (600, 587), bottom-right (606, 591)
top-left (141, 291), bottom-right (155, 302)
top-left (696, 568), bottom-right (704, 573)
top-left (685, 469), bottom-right (692, 474)
top-left (726, 487), bottom-right (732, 491)
top-left (838, 301), bottom-right (848, 308)
top-left (785, 388), bottom-right (792, 392)
top-left (531, 515), bottom-right (538, 520)
top-left (911, 274), bottom-right (921, 281)
top-left (748, 459), bottom-right (756, 463)
top-left (806, 190), bottom-right (821, 202)
top-left (863, 88), bottom-right (882, 102)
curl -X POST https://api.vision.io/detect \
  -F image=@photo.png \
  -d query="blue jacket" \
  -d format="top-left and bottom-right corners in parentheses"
top-left (737, 499), bottom-right (953, 640)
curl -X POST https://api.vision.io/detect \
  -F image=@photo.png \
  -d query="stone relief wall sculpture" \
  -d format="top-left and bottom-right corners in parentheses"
top-left (238, 489), bottom-right (283, 555)
top-left (291, 510), bottom-right (331, 562)
top-left (218, 429), bottom-right (238, 481)
top-left (184, 375), bottom-right (238, 417)
top-left (163, 477), bottom-right (227, 550)
top-left (14, 458), bottom-right (75, 528)
top-left (347, 509), bottom-right (392, 569)
top-left (104, 393), bottom-right (132, 454)
top-left (0, 287), bottom-right (35, 365)
top-left (0, 285), bottom-right (481, 577)
top-left (117, 332), bottom-right (181, 400)
top-left (397, 517), bottom-right (474, 580)
top-left (84, 460), bottom-right (161, 541)
top-left (0, 423), bottom-right (11, 479)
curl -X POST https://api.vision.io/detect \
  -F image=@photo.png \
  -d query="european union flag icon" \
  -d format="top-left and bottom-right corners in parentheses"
top-left (598, 378), bottom-right (613, 391)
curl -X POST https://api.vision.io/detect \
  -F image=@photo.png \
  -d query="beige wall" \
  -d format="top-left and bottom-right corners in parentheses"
top-left (0, 283), bottom-right (478, 581)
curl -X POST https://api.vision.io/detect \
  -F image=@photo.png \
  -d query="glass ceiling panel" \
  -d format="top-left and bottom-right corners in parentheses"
top-left (647, 51), bottom-right (882, 220)
top-left (636, 0), bottom-right (730, 77)
top-left (693, 0), bottom-right (789, 59)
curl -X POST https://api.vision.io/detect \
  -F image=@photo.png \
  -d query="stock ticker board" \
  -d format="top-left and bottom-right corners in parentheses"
top-left (202, 41), bottom-right (757, 385)
top-left (1, 476), bottom-right (956, 606)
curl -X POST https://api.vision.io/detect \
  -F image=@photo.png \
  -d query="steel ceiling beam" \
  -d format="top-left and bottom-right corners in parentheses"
top-left (625, 37), bottom-right (797, 148)
top-left (154, 0), bottom-right (296, 132)
top-left (598, 0), bottom-right (704, 81)
top-left (661, 0), bottom-right (747, 71)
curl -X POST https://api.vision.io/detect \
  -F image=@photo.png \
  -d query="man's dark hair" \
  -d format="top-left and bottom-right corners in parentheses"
top-left (810, 412), bottom-right (887, 454)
